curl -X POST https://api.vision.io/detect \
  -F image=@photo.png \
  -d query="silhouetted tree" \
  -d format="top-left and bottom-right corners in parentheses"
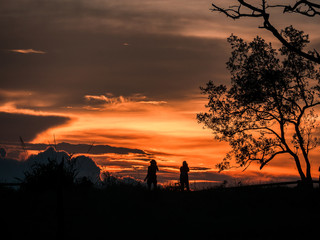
top-left (197, 26), bottom-right (320, 185)
top-left (211, 0), bottom-right (320, 64)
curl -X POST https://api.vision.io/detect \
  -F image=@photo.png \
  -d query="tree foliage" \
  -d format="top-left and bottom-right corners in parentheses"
top-left (197, 26), bottom-right (320, 182)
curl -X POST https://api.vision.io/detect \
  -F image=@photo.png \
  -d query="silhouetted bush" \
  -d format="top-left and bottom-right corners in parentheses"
top-left (21, 157), bottom-right (77, 192)
top-left (100, 171), bottom-right (146, 192)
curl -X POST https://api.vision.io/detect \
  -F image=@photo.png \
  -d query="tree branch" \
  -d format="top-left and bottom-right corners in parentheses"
top-left (259, 151), bottom-right (287, 169)
top-left (211, 0), bottom-right (320, 63)
top-left (282, 0), bottom-right (320, 17)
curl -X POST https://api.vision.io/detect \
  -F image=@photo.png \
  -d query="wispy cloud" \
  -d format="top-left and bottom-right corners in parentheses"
top-left (84, 93), bottom-right (167, 111)
top-left (0, 89), bottom-right (61, 112)
top-left (9, 48), bottom-right (46, 54)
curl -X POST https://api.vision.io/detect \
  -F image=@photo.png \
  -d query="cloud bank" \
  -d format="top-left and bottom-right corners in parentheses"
top-left (0, 146), bottom-right (100, 183)
top-left (0, 112), bottom-right (70, 143)
top-left (26, 142), bottom-right (146, 155)
top-left (0, 0), bottom-right (231, 112)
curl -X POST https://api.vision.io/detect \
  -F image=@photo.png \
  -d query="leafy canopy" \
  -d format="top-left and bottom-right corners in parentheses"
top-left (198, 26), bottom-right (320, 180)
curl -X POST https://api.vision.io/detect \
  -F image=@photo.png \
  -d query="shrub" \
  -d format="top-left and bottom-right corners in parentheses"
top-left (21, 157), bottom-right (77, 192)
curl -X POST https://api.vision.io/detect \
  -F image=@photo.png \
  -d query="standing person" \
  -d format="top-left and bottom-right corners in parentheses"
top-left (180, 161), bottom-right (190, 191)
top-left (144, 160), bottom-right (159, 190)
top-left (319, 166), bottom-right (320, 189)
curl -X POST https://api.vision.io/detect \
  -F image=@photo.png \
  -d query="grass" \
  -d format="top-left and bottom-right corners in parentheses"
top-left (1, 183), bottom-right (320, 240)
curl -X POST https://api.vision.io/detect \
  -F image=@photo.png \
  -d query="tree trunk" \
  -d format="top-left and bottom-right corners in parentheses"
top-left (294, 124), bottom-right (313, 182)
top-left (292, 154), bottom-right (306, 181)
top-left (294, 154), bottom-right (313, 189)
top-left (305, 157), bottom-right (312, 181)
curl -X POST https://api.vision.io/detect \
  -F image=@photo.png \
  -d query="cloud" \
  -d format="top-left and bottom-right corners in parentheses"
top-left (84, 93), bottom-right (167, 111)
top-left (84, 93), bottom-right (167, 105)
top-left (71, 155), bottom-right (101, 182)
top-left (9, 49), bottom-right (46, 54)
top-left (0, 33), bottom-right (229, 111)
top-left (0, 146), bottom-right (101, 183)
top-left (26, 142), bottom-right (146, 155)
top-left (0, 145), bottom-right (301, 187)
top-left (0, 89), bottom-right (63, 110)
top-left (0, 157), bottom-right (25, 182)
top-left (0, 0), bottom-right (231, 111)
top-left (84, 93), bottom-right (143, 105)
top-left (0, 112), bottom-right (70, 143)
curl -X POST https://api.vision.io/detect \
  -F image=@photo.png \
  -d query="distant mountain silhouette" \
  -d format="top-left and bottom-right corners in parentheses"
top-left (26, 142), bottom-right (147, 155)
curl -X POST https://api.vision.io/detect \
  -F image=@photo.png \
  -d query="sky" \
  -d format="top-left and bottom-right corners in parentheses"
top-left (1, 0), bottom-right (320, 186)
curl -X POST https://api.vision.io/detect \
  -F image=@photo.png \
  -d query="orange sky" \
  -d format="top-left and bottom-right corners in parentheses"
top-left (29, 93), bottom-right (320, 184)
top-left (1, 0), bottom-right (320, 186)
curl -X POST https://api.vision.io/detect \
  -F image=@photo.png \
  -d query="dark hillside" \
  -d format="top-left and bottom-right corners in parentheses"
top-left (1, 185), bottom-right (320, 240)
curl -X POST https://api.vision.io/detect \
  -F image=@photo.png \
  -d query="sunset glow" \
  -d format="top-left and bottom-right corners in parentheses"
top-left (1, 0), bottom-right (320, 187)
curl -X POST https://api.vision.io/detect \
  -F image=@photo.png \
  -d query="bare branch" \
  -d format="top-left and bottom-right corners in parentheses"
top-left (282, 0), bottom-right (320, 17)
top-left (211, 3), bottom-right (263, 19)
top-left (260, 151), bottom-right (287, 169)
top-left (211, 0), bottom-right (320, 63)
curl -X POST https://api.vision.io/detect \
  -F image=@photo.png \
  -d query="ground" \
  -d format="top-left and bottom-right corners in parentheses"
top-left (1, 184), bottom-right (320, 240)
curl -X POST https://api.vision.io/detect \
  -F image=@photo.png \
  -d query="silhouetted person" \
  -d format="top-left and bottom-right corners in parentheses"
top-left (319, 166), bottom-right (320, 189)
top-left (180, 161), bottom-right (190, 191)
top-left (144, 160), bottom-right (159, 190)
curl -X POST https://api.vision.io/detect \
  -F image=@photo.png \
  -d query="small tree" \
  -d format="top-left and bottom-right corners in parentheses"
top-left (197, 26), bottom-right (320, 184)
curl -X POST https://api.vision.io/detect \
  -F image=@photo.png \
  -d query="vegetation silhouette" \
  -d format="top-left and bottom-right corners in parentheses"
top-left (198, 26), bottom-right (320, 187)
top-left (19, 152), bottom-right (78, 239)
top-left (210, 0), bottom-right (320, 64)
top-left (21, 157), bottom-right (76, 192)
top-left (2, 176), bottom-right (320, 239)
top-left (16, 148), bottom-right (102, 239)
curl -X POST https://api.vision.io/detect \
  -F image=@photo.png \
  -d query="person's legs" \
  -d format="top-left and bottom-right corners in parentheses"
top-left (186, 180), bottom-right (190, 191)
top-left (153, 180), bottom-right (157, 190)
top-left (180, 181), bottom-right (185, 191)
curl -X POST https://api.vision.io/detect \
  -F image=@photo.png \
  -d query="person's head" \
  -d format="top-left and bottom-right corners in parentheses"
top-left (183, 161), bottom-right (188, 167)
top-left (150, 159), bottom-right (157, 166)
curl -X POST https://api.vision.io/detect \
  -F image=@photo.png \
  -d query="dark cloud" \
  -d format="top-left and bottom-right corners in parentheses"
top-left (1, 0), bottom-right (318, 112)
top-left (190, 166), bottom-right (212, 171)
top-left (0, 33), bottom-right (229, 107)
top-left (26, 142), bottom-right (146, 155)
top-left (0, 112), bottom-right (70, 143)
top-left (0, 0), bottom-right (230, 111)
top-left (0, 0), bottom-right (214, 35)
top-left (0, 157), bottom-right (25, 182)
